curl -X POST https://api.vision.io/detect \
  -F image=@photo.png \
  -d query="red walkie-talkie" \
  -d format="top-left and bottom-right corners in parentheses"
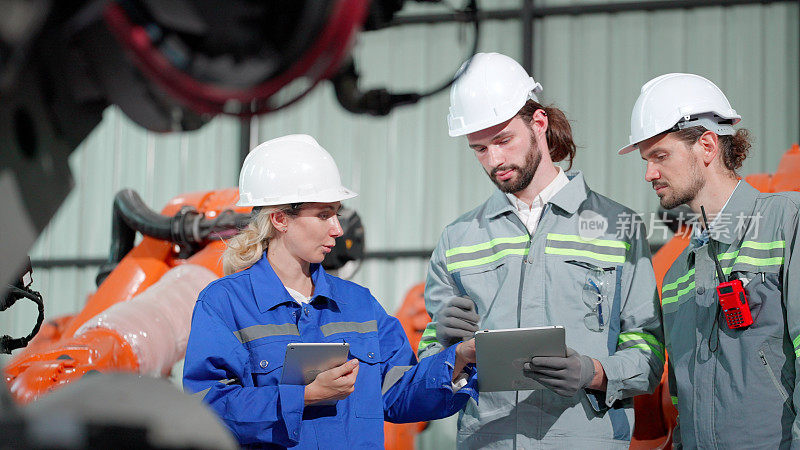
top-left (701, 206), bottom-right (753, 329)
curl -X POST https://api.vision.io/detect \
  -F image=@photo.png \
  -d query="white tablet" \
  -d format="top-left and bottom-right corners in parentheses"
top-left (280, 342), bottom-right (350, 386)
top-left (474, 326), bottom-right (566, 392)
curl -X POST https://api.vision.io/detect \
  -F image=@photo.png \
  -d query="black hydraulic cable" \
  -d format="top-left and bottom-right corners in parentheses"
top-left (108, 189), bottom-right (251, 264)
top-left (0, 285), bottom-right (45, 354)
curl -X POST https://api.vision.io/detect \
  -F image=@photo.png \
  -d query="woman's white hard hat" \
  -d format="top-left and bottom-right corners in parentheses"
top-left (236, 134), bottom-right (358, 207)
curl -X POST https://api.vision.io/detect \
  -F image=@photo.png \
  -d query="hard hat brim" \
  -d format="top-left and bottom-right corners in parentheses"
top-left (236, 187), bottom-right (358, 207)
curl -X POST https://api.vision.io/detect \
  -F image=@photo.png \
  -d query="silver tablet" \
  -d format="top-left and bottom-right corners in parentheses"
top-left (474, 326), bottom-right (566, 392)
top-left (280, 342), bottom-right (350, 386)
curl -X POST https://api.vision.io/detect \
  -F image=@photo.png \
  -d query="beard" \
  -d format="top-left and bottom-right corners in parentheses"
top-left (488, 136), bottom-right (541, 193)
top-left (656, 152), bottom-right (705, 209)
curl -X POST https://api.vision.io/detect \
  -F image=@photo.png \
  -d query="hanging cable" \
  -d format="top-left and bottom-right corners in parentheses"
top-left (1, 261), bottom-right (45, 354)
top-left (331, 0), bottom-right (480, 116)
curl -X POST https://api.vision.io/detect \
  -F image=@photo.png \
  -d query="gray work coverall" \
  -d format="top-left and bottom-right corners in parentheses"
top-left (419, 171), bottom-right (663, 448)
top-left (662, 182), bottom-right (800, 448)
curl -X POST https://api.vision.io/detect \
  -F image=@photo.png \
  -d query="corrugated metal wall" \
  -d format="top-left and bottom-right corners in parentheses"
top-left (3, 2), bottom-right (798, 444)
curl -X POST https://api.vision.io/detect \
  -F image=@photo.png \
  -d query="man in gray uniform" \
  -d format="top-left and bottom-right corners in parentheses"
top-left (619, 73), bottom-right (800, 448)
top-left (418, 52), bottom-right (663, 448)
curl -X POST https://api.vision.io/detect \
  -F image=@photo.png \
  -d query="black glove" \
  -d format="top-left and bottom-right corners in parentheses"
top-left (436, 296), bottom-right (479, 347)
top-left (523, 347), bottom-right (595, 397)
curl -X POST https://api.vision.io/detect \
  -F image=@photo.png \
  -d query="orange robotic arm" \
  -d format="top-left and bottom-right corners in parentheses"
top-left (4, 189), bottom-right (247, 404)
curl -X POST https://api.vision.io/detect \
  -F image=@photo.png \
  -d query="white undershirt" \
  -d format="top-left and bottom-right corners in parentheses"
top-left (506, 168), bottom-right (570, 234)
top-left (284, 286), bottom-right (311, 304)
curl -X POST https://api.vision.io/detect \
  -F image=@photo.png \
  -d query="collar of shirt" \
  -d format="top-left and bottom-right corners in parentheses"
top-left (692, 180), bottom-right (756, 246)
top-left (505, 167), bottom-right (570, 213)
top-left (284, 286), bottom-right (311, 304)
top-left (484, 170), bottom-right (589, 220)
top-left (248, 252), bottom-right (339, 313)
top-left (505, 168), bottom-right (570, 232)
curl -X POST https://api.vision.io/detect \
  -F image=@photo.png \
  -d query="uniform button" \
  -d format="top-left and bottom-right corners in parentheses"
top-left (304, 308), bottom-right (310, 316)
top-left (697, 286), bottom-right (705, 295)
top-left (367, 352), bottom-right (375, 359)
top-left (260, 360), bottom-right (269, 369)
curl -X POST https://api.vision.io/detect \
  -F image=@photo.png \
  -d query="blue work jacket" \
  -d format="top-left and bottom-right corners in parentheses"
top-left (183, 253), bottom-right (477, 448)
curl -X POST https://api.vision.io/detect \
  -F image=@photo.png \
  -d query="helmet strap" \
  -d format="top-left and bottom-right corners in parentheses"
top-left (671, 113), bottom-right (735, 136)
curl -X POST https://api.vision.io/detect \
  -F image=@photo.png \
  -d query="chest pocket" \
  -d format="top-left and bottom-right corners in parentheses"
top-left (248, 341), bottom-right (289, 387)
top-left (563, 259), bottom-right (619, 333)
top-left (729, 263), bottom-right (781, 336)
top-left (347, 337), bottom-right (386, 419)
top-left (451, 260), bottom-right (510, 320)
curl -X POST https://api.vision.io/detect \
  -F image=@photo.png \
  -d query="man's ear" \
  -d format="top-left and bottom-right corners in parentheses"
top-left (530, 108), bottom-right (549, 138)
top-left (696, 130), bottom-right (720, 166)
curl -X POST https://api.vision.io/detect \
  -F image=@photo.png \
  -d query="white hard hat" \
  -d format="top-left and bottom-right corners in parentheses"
top-left (236, 134), bottom-right (357, 207)
top-left (447, 52), bottom-right (543, 137)
top-left (618, 73), bottom-right (741, 155)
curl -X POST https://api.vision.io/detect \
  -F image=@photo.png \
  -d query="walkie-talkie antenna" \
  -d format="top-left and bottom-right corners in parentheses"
top-left (700, 206), bottom-right (727, 282)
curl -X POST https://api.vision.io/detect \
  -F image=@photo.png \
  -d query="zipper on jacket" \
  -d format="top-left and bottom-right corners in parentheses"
top-left (516, 204), bottom-right (549, 328)
top-left (517, 238), bottom-right (532, 329)
top-left (759, 349), bottom-right (790, 403)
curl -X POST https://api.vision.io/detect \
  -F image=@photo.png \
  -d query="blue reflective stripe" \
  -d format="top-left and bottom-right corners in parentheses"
top-left (607, 265), bottom-right (631, 441)
top-left (606, 266), bottom-right (623, 356)
top-left (452, 270), bottom-right (466, 297)
top-left (609, 408), bottom-right (631, 441)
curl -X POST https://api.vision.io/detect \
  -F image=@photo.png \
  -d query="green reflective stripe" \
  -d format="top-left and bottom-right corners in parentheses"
top-left (671, 396), bottom-right (678, 406)
top-left (795, 348), bottom-right (800, 358)
top-left (793, 334), bottom-right (800, 350)
top-left (618, 333), bottom-right (665, 362)
top-left (720, 242), bottom-right (784, 266)
top-left (741, 240), bottom-right (785, 250)
top-left (544, 247), bottom-right (625, 264)
top-left (662, 281), bottom-right (695, 307)
top-left (447, 248), bottom-right (529, 271)
top-left (448, 241), bottom-right (530, 265)
top-left (445, 235), bottom-right (529, 257)
top-left (619, 332), bottom-right (664, 350)
top-left (418, 336), bottom-right (436, 346)
top-left (731, 255), bottom-right (784, 267)
top-left (675, 282), bottom-right (695, 299)
top-left (418, 338), bottom-right (437, 353)
top-left (544, 233), bottom-right (629, 264)
top-left (663, 269), bottom-right (695, 293)
top-left (546, 233), bottom-right (631, 250)
top-left (418, 323), bottom-right (438, 353)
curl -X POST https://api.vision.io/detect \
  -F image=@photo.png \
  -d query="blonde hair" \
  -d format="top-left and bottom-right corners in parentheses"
top-left (222, 204), bottom-right (299, 275)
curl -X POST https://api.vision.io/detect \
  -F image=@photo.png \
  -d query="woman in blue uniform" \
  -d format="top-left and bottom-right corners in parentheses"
top-left (183, 134), bottom-right (477, 448)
